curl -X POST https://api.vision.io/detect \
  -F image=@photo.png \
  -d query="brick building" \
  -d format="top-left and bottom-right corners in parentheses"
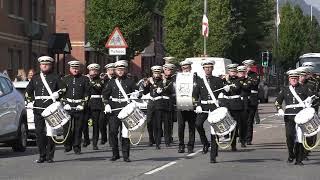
top-left (0, 0), bottom-right (56, 80)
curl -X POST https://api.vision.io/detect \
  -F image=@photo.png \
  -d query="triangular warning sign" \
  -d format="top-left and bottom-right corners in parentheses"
top-left (105, 27), bottom-right (128, 48)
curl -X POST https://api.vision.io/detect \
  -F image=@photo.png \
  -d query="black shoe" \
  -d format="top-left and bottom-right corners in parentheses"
top-left (35, 158), bottom-right (45, 163)
top-left (82, 141), bottom-right (90, 147)
top-left (64, 147), bottom-right (72, 153)
top-left (74, 150), bottom-right (81, 155)
top-left (178, 147), bottom-right (185, 153)
top-left (202, 145), bottom-right (209, 154)
top-left (93, 146), bottom-right (99, 150)
top-left (100, 140), bottom-right (106, 145)
top-left (294, 161), bottom-right (304, 166)
top-left (47, 159), bottom-right (54, 163)
top-left (304, 156), bottom-right (309, 161)
top-left (156, 145), bottom-right (160, 150)
top-left (148, 142), bottom-right (154, 147)
top-left (247, 142), bottom-right (252, 145)
top-left (110, 156), bottom-right (120, 161)
top-left (123, 158), bottom-right (131, 162)
top-left (231, 146), bottom-right (237, 152)
top-left (210, 159), bottom-right (217, 163)
top-left (188, 148), bottom-right (194, 153)
top-left (241, 143), bottom-right (246, 148)
top-left (287, 157), bottom-right (294, 163)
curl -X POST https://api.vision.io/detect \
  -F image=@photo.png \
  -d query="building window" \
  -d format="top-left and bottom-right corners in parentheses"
top-left (32, 0), bottom-right (38, 21)
top-left (8, 49), bottom-right (14, 70)
top-left (17, 50), bottom-right (22, 69)
top-left (8, 0), bottom-right (14, 14)
top-left (17, 0), bottom-right (22, 17)
top-left (40, 0), bottom-right (46, 22)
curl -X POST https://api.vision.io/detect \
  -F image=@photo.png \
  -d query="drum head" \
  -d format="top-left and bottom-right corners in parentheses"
top-left (207, 107), bottom-right (228, 123)
top-left (295, 107), bottom-right (315, 124)
top-left (118, 103), bottom-right (135, 120)
top-left (41, 102), bottom-right (62, 117)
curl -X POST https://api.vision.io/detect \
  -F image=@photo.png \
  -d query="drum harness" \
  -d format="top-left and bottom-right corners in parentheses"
top-left (115, 79), bottom-right (147, 146)
top-left (40, 72), bottom-right (72, 144)
top-left (202, 77), bottom-right (236, 149)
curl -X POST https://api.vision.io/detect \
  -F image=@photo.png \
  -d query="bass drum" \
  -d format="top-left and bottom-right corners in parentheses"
top-left (175, 72), bottom-right (196, 111)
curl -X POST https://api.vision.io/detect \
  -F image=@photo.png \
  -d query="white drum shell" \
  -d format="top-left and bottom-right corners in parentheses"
top-left (118, 103), bottom-right (146, 132)
top-left (207, 107), bottom-right (237, 136)
top-left (295, 107), bottom-right (320, 137)
top-left (41, 102), bottom-right (70, 129)
top-left (175, 72), bottom-right (194, 111)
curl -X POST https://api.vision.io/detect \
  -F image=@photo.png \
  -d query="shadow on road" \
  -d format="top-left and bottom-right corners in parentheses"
top-left (221, 158), bottom-right (282, 163)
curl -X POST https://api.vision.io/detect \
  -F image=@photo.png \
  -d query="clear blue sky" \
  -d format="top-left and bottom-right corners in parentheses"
top-left (304, 0), bottom-right (320, 10)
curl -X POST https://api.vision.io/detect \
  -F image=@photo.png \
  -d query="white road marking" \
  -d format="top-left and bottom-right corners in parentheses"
top-left (187, 149), bottom-right (202, 157)
top-left (144, 161), bottom-right (177, 175)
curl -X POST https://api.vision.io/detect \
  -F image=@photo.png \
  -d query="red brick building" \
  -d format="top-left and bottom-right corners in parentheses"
top-left (0, 0), bottom-right (56, 80)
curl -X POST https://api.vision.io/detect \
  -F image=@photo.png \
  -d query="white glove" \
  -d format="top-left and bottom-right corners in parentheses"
top-left (63, 104), bottom-right (71, 111)
top-left (130, 90), bottom-right (140, 99)
top-left (156, 88), bottom-right (162, 94)
top-left (104, 104), bottom-right (112, 114)
top-left (304, 96), bottom-right (312, 108)
top-left (195, 106), bottom-right (203, 114)
top-left (51, 91), bottom-right (59, 100)
top-left (223, 85), bottom-right (230, 92)
top-left (218, 92), bottom-right (224, 99)
top-left (277, 109), bottom-right (284, 116)
top-left (26, 102), bottom-right (34, 109)
top-left (76, 105), bottom-right (84, 111)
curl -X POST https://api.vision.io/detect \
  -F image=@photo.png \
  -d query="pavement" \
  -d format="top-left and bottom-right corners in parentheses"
top-left (1, 98), bottom-right (320, 180)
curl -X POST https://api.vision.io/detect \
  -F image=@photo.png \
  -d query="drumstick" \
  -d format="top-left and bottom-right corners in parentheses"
top-left (127, 90), bottom-right (143, 96)
top-left (274, 113), bottom-right (297, 116)
top-left (212, 84), bottom-right (236, 92)
top-left (43, 89), bottom-right (62, 103)
top-left (111, 107), bottom-right (124, 112)
top-left (26, 106), bottom-right (46, 110)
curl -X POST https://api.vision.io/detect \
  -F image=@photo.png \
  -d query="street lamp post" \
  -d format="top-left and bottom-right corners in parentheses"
top-left (203, 0), bottom-right (207, 56)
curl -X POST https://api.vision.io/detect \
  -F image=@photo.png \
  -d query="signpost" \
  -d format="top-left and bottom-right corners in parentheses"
top-left (105, 27), bottom-right (128, 61)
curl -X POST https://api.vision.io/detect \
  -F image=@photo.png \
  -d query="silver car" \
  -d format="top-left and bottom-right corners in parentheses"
top-left (0, 73), bottom-right (27, 152)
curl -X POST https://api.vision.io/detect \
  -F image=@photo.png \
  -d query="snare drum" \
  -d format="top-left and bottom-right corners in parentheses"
top-left (175, 72), bottom-right (195, 111)
top-left (41, 102), bottom-right (70, 129)
top-left (207, 107), bottom-right (237, 136)
top-left (117, 103), bottom-right (146, 132)
top-left (295, 107), bottom-right (320, 137)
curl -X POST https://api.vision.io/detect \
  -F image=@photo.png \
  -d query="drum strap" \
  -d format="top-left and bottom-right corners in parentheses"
top-left (40, 72), bottom-right (56, 102)
top-left (115, 79), bottom-right (130, 103)
top-left (289, 85), bottom-right (305, 108)
top-left (202, 77), bottom-right (219, 107)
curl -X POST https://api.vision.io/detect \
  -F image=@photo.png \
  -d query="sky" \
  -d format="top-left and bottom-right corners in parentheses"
top-left (304, 0), bottom-right (320, 10)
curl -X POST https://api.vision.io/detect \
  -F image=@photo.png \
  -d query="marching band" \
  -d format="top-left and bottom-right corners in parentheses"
top-left (24, 55), bottom-right (320, 166)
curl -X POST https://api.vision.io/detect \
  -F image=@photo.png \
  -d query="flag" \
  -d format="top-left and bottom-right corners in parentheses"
top-left (202, 14), bottom-right (209, 37)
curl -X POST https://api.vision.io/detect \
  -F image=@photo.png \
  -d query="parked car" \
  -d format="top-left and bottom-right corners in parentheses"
top-left (0, 73), bottom-right (27, 152)
top-left (12, 81), bottom-right (36, 139)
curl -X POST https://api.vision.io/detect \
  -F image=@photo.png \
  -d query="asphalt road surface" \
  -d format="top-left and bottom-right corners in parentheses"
top-left (1, 99), bottom-right (320, 180)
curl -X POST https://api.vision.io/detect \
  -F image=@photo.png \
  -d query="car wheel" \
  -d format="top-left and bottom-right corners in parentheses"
top-left (12, 120), bottom-right (27, 152)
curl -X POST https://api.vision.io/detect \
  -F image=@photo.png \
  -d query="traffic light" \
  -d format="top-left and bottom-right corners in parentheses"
top-left (262, 51), bottom-right (269, 67)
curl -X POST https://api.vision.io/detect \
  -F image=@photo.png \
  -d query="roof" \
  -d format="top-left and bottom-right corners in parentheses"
top-left (299, 53), bottom-right (320, 59)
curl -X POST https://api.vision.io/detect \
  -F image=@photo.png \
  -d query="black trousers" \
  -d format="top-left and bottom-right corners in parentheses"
top-left (246, 105), bottom-right (258, 143)
top-left (91, 110), bottom-right (103, 146)
top-left (229, 110), bottom-right (242, 148)
top-left (152, 110), bottom-right (170, 146)
top-left (210, 134), bottom-right (219, 160)
top-left (64, 112), bottom-right (83, 152)
top-left (178, 111), bottom-right (196, 148)
top-left (82, 109), bottom-right (90, 143)
top-left (195, 113), bottom-right (209, 146)
top-left (99, 112), bottom-right (108, 143)
top-left (285, 119), bottom-right (303, 162)
top-left (109, 115), bottom-right (130, 158)
top-left (34, 114), bottom-right (55, 160)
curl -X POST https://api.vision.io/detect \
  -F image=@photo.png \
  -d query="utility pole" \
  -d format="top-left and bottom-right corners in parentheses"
top-left (203, 0), bottom-right (207, 56)
top-left (311, 5), bottom-right (313, 22)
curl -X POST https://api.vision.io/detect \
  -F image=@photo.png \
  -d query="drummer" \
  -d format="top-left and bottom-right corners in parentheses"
top-left (102, 60), bottom-right (140, 162)
top-left (61, 61), bottom-right (90, 154)
top-left (25, 56), bottom-right (66, 163)
top-left (177, 60), bottom-right (197, 153)
top-left (275, 69), bottom-right (313, 165)
top-left (193, 59), bottom-right (228, 162)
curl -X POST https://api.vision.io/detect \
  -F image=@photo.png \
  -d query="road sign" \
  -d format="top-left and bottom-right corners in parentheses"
top-left (109, 48), bottom-right (126, 55)
top-left (105, 27), bottom-right (128, 48)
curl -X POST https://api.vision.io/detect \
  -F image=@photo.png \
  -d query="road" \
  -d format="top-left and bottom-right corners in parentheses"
top-left (1, 99), bottom-right (320, 180)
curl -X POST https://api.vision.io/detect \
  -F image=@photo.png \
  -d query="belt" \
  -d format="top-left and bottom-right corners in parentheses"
top-left (201, 100), bottom-right (216, 104)
top-left (66, 98), bottom-right (82, 103)
top-left (111, 98), bottom-right (128, 103)
top-left (91, 95), bottom-right (102, 98)
top-left (35, 96), bottom-right (51, 100)
top-left (150, 96), bottom-right (170, 101)
top-left (251, 90), bottom-right (258, 94)
top-left (285, 104), bottom-right (305, 109)
top-left (223, 95), bottom-right (241, 99)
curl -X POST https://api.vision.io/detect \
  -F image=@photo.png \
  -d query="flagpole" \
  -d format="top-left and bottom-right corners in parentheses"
top-left (204, 0), bottom-right (207, 56)
top-left (311, 5), bottom-right (313, 22)
top-left (276, 0), bottom-right (279, 43)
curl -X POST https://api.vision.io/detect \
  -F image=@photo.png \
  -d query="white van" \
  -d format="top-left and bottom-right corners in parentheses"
top-left (185, 57), bottom-right (232, 78)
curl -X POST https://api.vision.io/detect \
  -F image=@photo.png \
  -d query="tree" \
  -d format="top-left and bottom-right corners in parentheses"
top-left (86, 0), bottom-right (154, 59)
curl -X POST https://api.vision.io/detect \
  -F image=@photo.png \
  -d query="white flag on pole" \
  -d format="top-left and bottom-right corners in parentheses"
top-left (202, 14), bottom-right (209, 37)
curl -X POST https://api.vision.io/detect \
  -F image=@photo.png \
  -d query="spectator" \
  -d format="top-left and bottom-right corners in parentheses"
top-left (27, 69), bottom-right (35, 81)
top-left (15, 69), bottom-right (27, 82)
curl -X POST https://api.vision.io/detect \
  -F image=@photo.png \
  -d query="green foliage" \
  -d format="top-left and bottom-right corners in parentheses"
top-left (86, 0), bottom-right (154, 59)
